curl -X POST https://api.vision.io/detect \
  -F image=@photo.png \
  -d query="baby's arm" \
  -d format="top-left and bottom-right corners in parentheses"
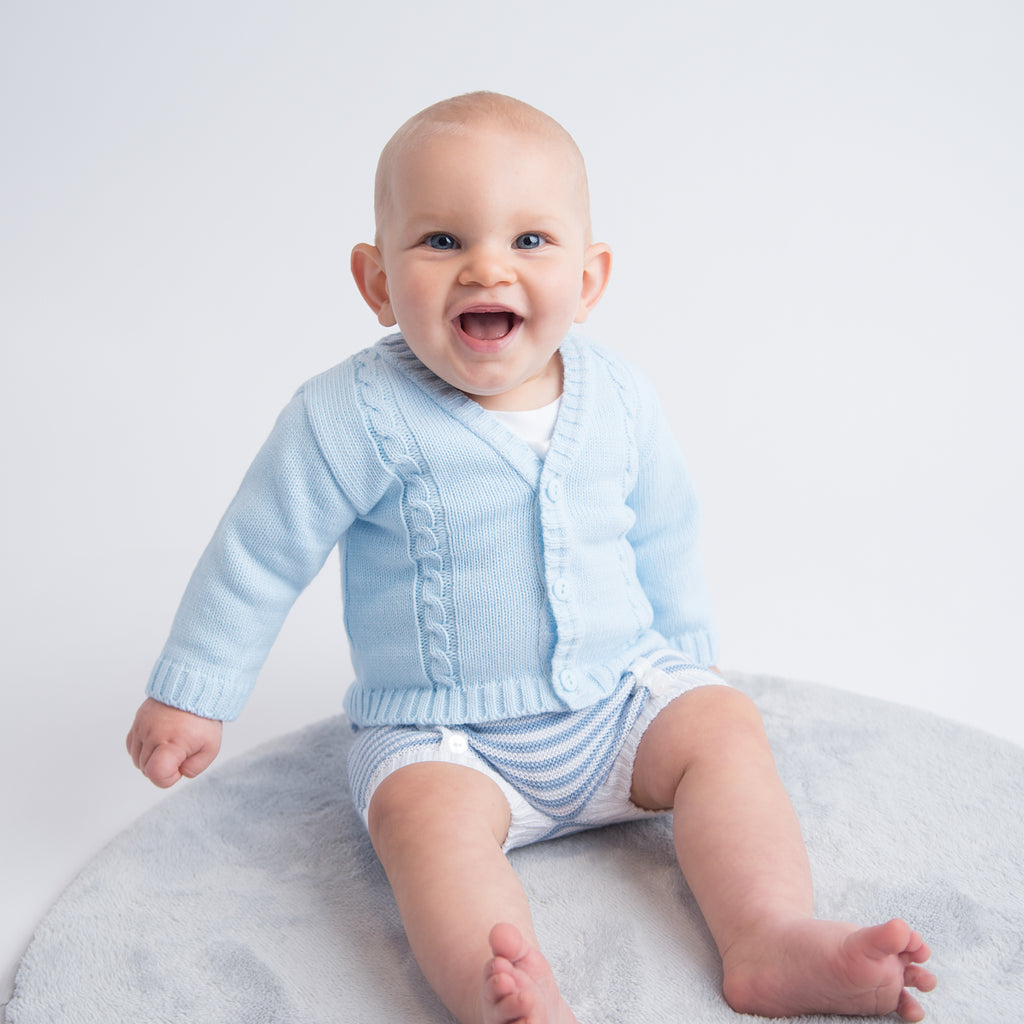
top-left (126, 698), bottom-right (223, 789)
top-left (626, 374), bottom-right (718, 664)
top-left (145, 388), bottom-right (359, 721)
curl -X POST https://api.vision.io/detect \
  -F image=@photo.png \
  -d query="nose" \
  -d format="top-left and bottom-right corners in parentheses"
top-left (457, 244), bottom-right (516, 288)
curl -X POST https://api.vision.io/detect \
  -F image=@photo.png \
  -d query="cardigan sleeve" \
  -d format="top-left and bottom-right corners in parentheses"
top-left (146, 389), bottom-right (359, 720)
top-left (625, 372), bottom-right (719, 666)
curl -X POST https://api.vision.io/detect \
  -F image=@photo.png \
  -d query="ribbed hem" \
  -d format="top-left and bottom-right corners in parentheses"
top-left (664, 629), bottom-right (719, 668)
top-left (343, 673), bottom-right (561, 728)
top-left (146, 658), bottom-right (255, 722)
top-left (341, 631), bottom-right (711, 728)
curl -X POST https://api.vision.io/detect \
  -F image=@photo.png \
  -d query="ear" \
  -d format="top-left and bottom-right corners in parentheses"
top-left (574, 243), bottom-right (612, 323)
top-left (350, 243), bottom-right (397, 327)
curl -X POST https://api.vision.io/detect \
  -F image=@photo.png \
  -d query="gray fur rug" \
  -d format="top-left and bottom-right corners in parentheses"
top-left (6, 673), bottom-right (1023, 1023)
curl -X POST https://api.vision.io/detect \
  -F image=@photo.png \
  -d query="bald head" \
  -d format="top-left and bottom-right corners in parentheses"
top-left (373, 92), bottom-right (592, 244)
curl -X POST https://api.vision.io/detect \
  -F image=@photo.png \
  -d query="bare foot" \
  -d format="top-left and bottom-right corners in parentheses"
top-left (722, 917), bottom-right (937, 1021)
top-left (480, 923), bottom-right (579, 1024)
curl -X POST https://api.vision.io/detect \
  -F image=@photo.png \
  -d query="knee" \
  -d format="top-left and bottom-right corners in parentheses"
top-left (681, 684), bottom-right (766, 739)
top-left (694, 687), bottom-right (772, 766)
top-left (633, 685), bottom-right (768, 809)
top-left (367, 764), bottom-right (445, 852)
top-left (367, 762), bottom-right (511, 858)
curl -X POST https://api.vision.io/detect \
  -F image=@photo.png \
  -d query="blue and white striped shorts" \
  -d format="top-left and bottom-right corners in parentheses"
top-left (347, 651), bottom-right (726, 851)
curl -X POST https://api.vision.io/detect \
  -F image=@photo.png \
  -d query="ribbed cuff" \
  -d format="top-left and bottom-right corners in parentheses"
top-left (146, 658), bottom-right (254, 721)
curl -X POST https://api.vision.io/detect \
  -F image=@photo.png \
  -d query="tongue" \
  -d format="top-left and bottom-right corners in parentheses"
top-left (461, 311), bottom-right (514, 341)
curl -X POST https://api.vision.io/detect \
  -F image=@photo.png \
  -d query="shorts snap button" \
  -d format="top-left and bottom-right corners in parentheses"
top-left (445, 731), bottom-right (469, 754)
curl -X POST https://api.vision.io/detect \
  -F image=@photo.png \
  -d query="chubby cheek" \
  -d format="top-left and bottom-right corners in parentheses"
top-left (391, 274), bottom-right (445, 333)
top-left (537, 263), bottom-right (589, 325)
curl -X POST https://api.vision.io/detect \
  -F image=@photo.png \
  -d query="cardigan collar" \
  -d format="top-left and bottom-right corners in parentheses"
top-left (377, 333), bottom-right (588, 491)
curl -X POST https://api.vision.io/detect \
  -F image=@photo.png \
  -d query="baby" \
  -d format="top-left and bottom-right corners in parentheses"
top-left (127, 92), bottom-right (936, 1024)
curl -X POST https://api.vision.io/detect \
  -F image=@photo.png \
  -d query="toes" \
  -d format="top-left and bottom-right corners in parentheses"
top-left (490, 922), bottom-right (530, 964)
top-left (846, 919), bottom-right (912, 960)
top-left (905, 964), bottom-right (938, 993)
top-left (904, 932), bottom-right (931, 964)
top-left (895, 988), bottom-right (925, 1022)
top-left (877, 918), bottom-right (913, 955)
top-left (483, 968), bottom-right (536, 1024)
top-left (484, 962), bottom-right (518, 999)
top-left (484, 955), bottom-right (512, 981)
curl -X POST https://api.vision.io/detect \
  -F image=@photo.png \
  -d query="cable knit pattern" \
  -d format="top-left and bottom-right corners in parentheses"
top-left (352, 349), bottom-right (457, 690)
top-left (146, 333), bottom-right (718, 726)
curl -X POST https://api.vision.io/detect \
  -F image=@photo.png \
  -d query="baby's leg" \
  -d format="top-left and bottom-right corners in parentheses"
top-left (630, 684), bottom-right (936, 1021)
top-left (367, 762), bottom-right (577, 1024)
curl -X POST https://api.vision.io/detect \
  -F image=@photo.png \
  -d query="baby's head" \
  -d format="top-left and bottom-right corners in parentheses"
top-left (372, 92), bottom-right (593, 246)
top-left (351, 92), bottom-right (611, 410)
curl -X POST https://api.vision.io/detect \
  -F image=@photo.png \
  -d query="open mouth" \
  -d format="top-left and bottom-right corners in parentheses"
top-left (458, 309), bottom-right (522, 342)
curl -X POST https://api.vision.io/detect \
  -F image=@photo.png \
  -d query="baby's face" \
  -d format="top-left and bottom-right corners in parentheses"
top-left (355, 126), bottom-right (609, 410)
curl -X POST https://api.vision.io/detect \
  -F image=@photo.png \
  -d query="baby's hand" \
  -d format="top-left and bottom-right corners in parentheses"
top-left (126, 698), bottom-right (223, 788)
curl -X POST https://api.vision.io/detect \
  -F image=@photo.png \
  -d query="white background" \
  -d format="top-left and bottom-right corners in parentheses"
top-left (2, 0), bottom-right (1021, 1005)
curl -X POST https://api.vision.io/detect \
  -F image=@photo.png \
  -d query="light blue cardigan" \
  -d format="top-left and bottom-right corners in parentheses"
top-left (147, 334), bottom-right (718, 726)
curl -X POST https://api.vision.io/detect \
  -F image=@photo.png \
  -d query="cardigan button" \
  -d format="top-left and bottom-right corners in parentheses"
top-left (558, 669), bottom-right (579, 692)
top-left (544, 478), bottom-right (562, 502)
top-left (551, 578), bottom-right (570, 601)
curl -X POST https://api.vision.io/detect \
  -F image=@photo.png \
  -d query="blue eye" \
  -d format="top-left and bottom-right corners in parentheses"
top-left (425, 233), bottom-right (458, 250)
top-left (514, 233), bottom-right (545, 250)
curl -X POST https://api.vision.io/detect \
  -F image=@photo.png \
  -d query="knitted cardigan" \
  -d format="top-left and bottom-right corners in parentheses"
top-left (147, 334), bottom-right (718, 726)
